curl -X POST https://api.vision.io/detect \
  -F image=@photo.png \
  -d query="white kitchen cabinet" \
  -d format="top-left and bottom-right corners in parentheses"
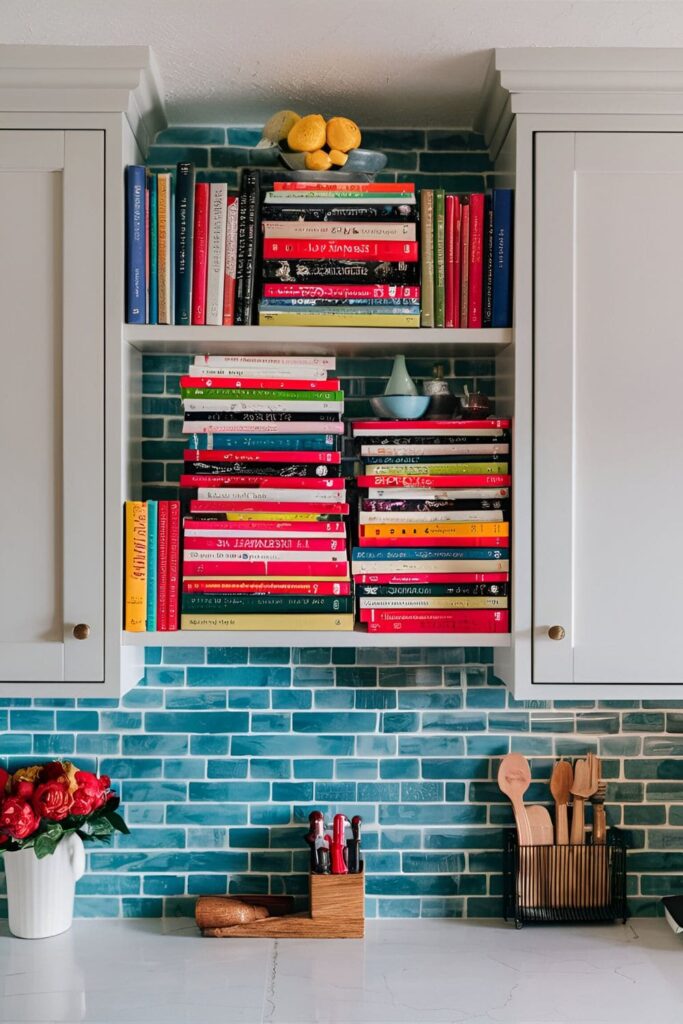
top-left (0, 130), bottom-right (104, 685)
top-left (493, 47), bottom-right (683, 697)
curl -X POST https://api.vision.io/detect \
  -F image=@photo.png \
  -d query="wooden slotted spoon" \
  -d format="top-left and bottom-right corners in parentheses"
top-left (550, 760), bottom-right (573, 845)
top-left (570, 758), bottom-right (593, 845)
top-left (497, 753), bottom-right (533, 846)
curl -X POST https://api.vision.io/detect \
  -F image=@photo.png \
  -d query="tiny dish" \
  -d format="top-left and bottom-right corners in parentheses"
top-left (370, 395), bottom-right (431, 420)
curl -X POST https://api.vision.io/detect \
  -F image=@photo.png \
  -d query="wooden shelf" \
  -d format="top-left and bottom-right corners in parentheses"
top-left (122, 628), bottom-right (510, 648)
top-left (122, 325), bottom-right (512, 357)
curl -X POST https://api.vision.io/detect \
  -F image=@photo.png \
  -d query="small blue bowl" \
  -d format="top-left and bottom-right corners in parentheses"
top-left (370, 395), bottom-right (431, 420)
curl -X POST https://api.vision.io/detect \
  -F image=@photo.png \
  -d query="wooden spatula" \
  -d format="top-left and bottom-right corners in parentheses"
top-left (570, 758), bottom-right (592, 845)
top-left (497, 753), bottom-right (532, 846)
top-left (550, 759), bottom-right (573, 845)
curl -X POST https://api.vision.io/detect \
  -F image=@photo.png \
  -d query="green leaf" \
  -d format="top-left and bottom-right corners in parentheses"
top-left (105, 810), bottom-right (130, 836)
top-left (34, 832), bottom-right (60, 859)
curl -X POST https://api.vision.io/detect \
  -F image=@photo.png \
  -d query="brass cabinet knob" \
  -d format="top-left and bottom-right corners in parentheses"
top-left (548, 625), bottom-right (566, 641)
top-left (73, 623), bottom-right (91, 640)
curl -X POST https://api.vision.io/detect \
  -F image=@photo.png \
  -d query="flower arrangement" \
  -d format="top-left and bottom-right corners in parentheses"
top-left (0, 761), bottom-right (129, 858)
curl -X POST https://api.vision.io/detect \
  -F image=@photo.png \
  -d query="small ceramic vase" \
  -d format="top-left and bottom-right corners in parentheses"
top-left (385, 354), bottom-right (417, 396)
top-left (422, 364), bottom-right (459, 419)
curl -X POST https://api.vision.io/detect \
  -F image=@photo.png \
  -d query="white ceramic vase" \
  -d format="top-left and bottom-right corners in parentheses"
top-left (4, 833), bottom-right (86, 938)
top-left (384, 354), bottom-right (418, 396)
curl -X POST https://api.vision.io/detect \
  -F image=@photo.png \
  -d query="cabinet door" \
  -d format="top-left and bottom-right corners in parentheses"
top-left (534, 132), bottom-right (683, 684)
top-left (0, 131), bottom-right (104, 683)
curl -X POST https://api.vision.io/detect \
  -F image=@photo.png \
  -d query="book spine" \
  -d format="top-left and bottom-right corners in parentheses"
top-left (184, 448), bottom-right (340, 464)
top-left (258, 312), bottom-right (419, 328)
top-left (191, 499), bottom-right (348, 513)
top-left (222, 195), bottom-right (239, 325)
top-left (357, 583), bottom-right (508, 597)
top-left (185, 519), bottom-right (346, 533)
top-left (263, 222), bottom-right (417, 241)
top-left (352, 560), bottom-right (509, 574)
top-left (183, 580), bottom-right (350, 594)
top-left (363, 609), bottom-right (509, 632)
top-left (183, 400), bottom-right (342, 415)
top-left (265, 191), bottom-right (415, 204)
top-left (125, 166), bottom-right (146, 324)
top-left (433, 189), bottom-right (445, 328)
top-left (452, 197), bottom-right (462, 328)
top-left (183, 560), bottom-right (349, 577)
top-left (244, 170), bottom-right (261, 324)
top-left (184, 421), bottom-right (346, 435)
top-left (194, 353), bottom-right (336, 368)
top-left (483, 194), bottom-right (494, 327)
top-left (182, 594), bottom-right (352, 614)
top-left (183, 377), bottom-right (341, 392)
top-left (187, 536), bottom-right (346, 552)
top-left (263, 239), bottom-right (418, 261)
top-left (361, 522), bottom-right (508, 538)
top-left (157, 173), bottom-right (172, 325)
top-left (263, 204), bottom-right (417, 222)
top-left (444, 194), bottom-right (455, 328)
top-left (181, 612), bottom-right (354, 630)
top-left (360, 511), bottom-right (504, 524)
top-left (359, 535), bottom-right (507, 548)
top-left (263, 284), bottom-right (420, 300)
top-left (273, 181), bottom-right (415, 193)
top-left (181, 384), bottom-right (342, 400)
top-left (358, 475), bottom-right (511, 488)
top-left (261, 260), bottom-right (419, 285)
top-left (361, 444), bottom-right (508, 456)
top-left (124, 501), bottom-right (147, 630)
top-left (492, 188), bottom-right (513, 328)
top-left (146, 501), bottom-right (158, 631)
top-left (362, 461), bottom-right (508, 474)
top-left (460, 202), bottom-right (470, 327)
top-left (206, 183), bottom-right (227, 325)
top-left (355, 571), bottom-right (508, 584)
top-left (167, 500), bottom-right (180, 630)
top-left (468, 193), bottom-right (485, 328)
top-left (191, 182), bottom-right (210, 325)
top-left (360, 596), bottom-right (507, 610)
top-left (175, 162), bottom-right (196, 325)
top-left (148, 174), bottom-right (158, 325)
top-left (353, 417), bottom-right (511, 430)
top-left (183, 474), bottom-right (344, 491)
top-left (145, 185), bottom-right (150, 321)
top-left (157, 501), bottom-right (169, 630)
top-left (187, 433), bottom-right (339, 452)
top-left (233, 178), bottom-right (249, 324)
top-left (420, 189), bottom-right (434, 327)
top-left (352, 546), bottom-right (506, 561)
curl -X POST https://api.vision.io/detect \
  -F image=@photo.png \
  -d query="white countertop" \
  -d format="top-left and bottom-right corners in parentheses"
top-left (0, 917), bottom-right (682, 1024)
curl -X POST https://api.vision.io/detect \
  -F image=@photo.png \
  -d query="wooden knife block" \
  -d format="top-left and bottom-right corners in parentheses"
top-left (201, 869), bottom-right (365, 939)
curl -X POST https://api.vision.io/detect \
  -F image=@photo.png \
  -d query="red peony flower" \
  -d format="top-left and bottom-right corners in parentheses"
top-left (32, 780), bottom-right (72, 821)
top-left (74, 771), bottom-right (110, 810)
top-left (70, 786), bottom-right (95, 816)
top-left (0, 767), bottom-right (9, 794)
top-left (0, 797), bottom-right (40, 839)
top-left (40, 761), bottom-right (67, 782)
top-left (14, 780), bottom-right (34, 799)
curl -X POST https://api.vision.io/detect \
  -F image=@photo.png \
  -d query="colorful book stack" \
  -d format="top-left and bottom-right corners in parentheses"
top-left (350, 419), bottom-right (511, 634)
top-left (419, 188), bottom-right (513, 329)
top-left (124, 500), bottom-right (181, 631)
top-left (179, 354), bottom-right (353, 631)
top-left (125, 163), bottom-right (261, 325)
top-left (258, 181), bottom-right (420, 327)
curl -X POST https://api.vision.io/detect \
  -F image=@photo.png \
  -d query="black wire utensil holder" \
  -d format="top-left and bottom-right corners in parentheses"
top-left (503, 829), bottom-right (628, 928)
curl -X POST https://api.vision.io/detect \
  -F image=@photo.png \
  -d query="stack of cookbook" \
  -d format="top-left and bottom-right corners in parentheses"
top-left (179, 354), bottom-right (353, 631)
top-left (350, 418), bottom-right (511, 633)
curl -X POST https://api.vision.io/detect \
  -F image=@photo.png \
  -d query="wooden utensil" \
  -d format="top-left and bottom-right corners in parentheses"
top-left (527, 805), bottom-right (554, 845)
top-left (525, 805), bottom-right (554, 908)
top-left (591, 779), bottom-right (607, 845)
top-left (497, 753), bottom-right (533, 845)
top-left (550, 759), bottom-right (573, 845)
top-left (570, 758), bottom-right (592, 844)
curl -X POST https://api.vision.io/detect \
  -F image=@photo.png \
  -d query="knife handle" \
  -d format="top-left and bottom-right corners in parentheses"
top-left (347, 839), bottom-right (360, 873)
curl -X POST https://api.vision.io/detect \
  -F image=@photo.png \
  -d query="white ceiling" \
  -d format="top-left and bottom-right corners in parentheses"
top-left (4, 0), bottom-right (683, 127)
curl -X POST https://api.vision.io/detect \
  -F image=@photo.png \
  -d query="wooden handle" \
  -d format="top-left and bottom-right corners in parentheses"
top-left (593, 803), bottom-right (607, 845)
top-left (511, 796), bottom-right (533, 846)
top-left (570, 797), bottom-right (585, 845)
top-left (195, 896), bottom-right (271, 929)
top-left (555, 803), bottom-right (569, 845)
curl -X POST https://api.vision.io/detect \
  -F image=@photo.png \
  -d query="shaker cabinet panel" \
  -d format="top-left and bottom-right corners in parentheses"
top-left (533, 132), bottom-right (683, 685)
top-left (0, 131), bottom-right (104, 683)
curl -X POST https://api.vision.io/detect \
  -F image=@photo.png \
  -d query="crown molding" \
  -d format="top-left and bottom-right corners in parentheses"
top-left (0, 45), bottom-right (167, 151)
top-left (474, 52), bottom-right (513, 158)
top-left (495, 47), bottom-right (683, 116)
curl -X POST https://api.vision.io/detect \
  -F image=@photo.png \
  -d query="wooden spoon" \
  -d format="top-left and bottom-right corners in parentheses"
top-left (497, 753), bottom-right (533, 845)
top-left (527, 805), bottom-right (554, 845)
top-left (570, 758), bottom-right (592, 845)
top-left (550, 760), bottom-right (573, 845)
